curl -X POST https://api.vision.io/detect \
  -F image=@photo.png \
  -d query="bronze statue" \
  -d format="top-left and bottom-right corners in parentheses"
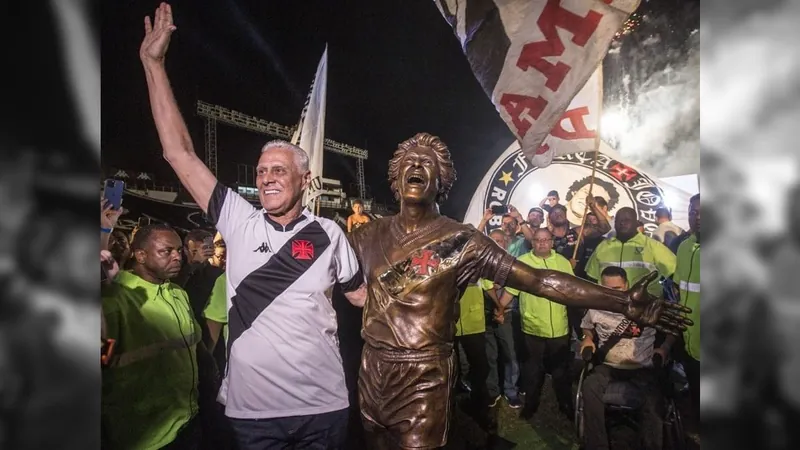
top-left (347, 133), bottom-right (692, 449)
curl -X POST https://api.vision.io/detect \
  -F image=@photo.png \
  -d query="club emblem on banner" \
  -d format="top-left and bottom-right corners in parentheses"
top-left (481, 151), bottom-right (668, 236)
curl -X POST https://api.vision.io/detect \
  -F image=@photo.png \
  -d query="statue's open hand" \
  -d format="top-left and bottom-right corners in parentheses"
top-left (140, 2), bottom-right (176, 64)
top-left (623, 271), bottom-right (693, 336)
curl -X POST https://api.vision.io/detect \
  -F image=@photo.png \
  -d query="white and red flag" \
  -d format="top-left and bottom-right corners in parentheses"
top-left (433, 0), bottom-right (638, 166)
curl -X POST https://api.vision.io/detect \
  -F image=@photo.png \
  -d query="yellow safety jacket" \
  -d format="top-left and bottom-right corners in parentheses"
top-left (586, 232), bottom-right (676, 297)
top-left (203, 272), bottom-right (229, 342)
top-left (102, 271), bottom-right (201, 450)
top-left (456, 279), bottom-right (492, 336)
top-left (675, 234), bottom-right (700, 360)
top-left (505, 250), bottom-right (572, 338)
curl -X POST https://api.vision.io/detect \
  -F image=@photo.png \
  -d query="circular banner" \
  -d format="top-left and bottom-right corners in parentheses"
top-left (475, 150), bottom-right (671, 236)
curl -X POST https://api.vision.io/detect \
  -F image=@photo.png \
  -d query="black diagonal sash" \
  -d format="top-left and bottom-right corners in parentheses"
top-left (594, 318), bottom-right (635, 365)
top-left (227, 221), bottom-right (331, 357)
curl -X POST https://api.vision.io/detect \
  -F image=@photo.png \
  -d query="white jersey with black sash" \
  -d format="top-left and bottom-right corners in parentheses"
top-left (207, 183), bottom-right (363, 419)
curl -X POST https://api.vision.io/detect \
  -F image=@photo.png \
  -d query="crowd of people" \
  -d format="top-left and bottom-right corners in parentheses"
top-left (97, 3), bottom-right (700, 450)
top-left (458, 188), bottom-right (699, 448)
top-left (100, 174), bottom-right (698, 450)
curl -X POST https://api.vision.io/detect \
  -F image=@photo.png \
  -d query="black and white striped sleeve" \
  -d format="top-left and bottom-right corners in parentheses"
top-left (206, 182), bottom-right (257, 237)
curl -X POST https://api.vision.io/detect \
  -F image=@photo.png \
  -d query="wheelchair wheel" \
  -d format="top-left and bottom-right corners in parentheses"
top-left (663, 400), bottom-right (687, 450)
top-left (575, 371), bottom-right (587, 441)
top-left (575, 399), bottom-right (585, 442)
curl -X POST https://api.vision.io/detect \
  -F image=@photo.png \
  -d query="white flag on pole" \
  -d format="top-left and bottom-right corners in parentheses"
top-left (293, 45), bottom-right (328, 210)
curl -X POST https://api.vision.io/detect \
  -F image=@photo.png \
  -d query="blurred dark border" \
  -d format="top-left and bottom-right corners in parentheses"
top-left (1, 1), bottom-right (100, 449)
top-left (700, 0), bottom-right (800, 449)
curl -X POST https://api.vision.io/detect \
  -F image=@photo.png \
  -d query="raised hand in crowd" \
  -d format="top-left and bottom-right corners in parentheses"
top-left (477, 208), bottom-right (494, 232)
top-left (581, 195), bottom-right (611, 237)
top-left (101, 250), bottom-right (120, 285)
top-left (101, 198), bottom-right (123, 250)
top-left (508, 204), bottom-right (536, 242)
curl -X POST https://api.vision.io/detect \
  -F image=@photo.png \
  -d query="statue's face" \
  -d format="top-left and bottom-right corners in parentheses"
top-left (398, 145), bottom-right (440, 205)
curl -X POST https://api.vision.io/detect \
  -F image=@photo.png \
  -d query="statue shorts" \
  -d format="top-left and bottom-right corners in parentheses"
top-left (359, 345), bottom-right (455, 449)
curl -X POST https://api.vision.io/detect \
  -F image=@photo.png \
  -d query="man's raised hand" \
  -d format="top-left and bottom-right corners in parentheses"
top-left (140, 2), bottom-right (176, 65)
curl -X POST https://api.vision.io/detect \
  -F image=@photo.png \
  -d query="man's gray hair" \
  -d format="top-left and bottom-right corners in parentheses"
top-left (261, 140), bottom-right (310, 172)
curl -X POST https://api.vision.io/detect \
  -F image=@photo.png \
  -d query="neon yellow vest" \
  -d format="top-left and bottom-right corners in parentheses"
top-left (102, 271), bottom-right (201, 450)
top-left (505, 250), bottom-right (572, 338)
top-left (456, 280), bottom-right (490, 336)
top-left (203, 272), bottom-right (229, 342)
top-left (675, 234), bottom-right (700, 360)
top-left (586, 232), bottom-right (676, 297)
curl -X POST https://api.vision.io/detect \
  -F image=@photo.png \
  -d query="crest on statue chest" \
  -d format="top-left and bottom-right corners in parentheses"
top-left (376, 227), bottom-right (472, 296)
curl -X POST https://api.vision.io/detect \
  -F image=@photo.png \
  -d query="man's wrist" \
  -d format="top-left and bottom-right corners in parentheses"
top-left (143, 61), bottom-right (169, 83)
top-left (101, 227), bottom-right (113, 234)
top-left (142, 58), bottom-right (166, 71)
top-left (604, 288), bottom-right (629, 314)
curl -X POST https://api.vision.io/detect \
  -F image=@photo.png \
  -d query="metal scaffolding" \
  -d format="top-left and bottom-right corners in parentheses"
top-left (356, 159), bottom-right (366, 201)
top-left (204, 118), bottom-right (217, 176)
top-left (196, 100), bottom-right (369, 199)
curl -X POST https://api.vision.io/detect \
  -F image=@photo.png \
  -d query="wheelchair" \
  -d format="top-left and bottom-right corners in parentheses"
top-left (574, 347), bottom-right (687, 450)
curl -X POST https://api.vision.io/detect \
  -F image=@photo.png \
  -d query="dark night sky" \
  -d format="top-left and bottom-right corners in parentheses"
top-left (101, 0), bottom-right (696, 220)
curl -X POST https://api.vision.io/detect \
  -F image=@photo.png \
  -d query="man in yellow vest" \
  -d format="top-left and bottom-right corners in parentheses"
top-left (204, 273), bottom-right (228, 355)
top-left (660, 194), bottom-right (700, 421)
top-left (102, 224), bottom-right (205, 450)
top-left (499, 228), bottom-right (576, 421)
top-left (585, 207), bottom-right (676, 300)
top-left (455, 279), bottom-right (494, 435)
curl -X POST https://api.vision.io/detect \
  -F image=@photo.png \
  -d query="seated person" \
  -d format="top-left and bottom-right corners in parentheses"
top-left (580, 266), bottom-right (668, 450)
top-left (347, 199), bottom-right (371, 232)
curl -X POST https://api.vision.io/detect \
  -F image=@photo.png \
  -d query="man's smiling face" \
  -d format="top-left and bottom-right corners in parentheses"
top-left (255, 146), bottom-right (309, 215)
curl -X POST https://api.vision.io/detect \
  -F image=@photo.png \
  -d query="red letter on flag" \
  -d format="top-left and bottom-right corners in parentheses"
top-left (499, 93), bottom-right (548, 138)
top-left (516, 0), bottom-right (604, 92)
top-left (550, 107), bottom-right (597, 140)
